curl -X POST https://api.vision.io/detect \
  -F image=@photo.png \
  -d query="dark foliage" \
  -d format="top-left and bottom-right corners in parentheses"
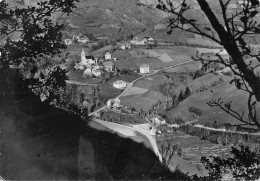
top-left (199, 145), bottom-right (260, 180)
top-left (188, 106), bottom-right (203, 116)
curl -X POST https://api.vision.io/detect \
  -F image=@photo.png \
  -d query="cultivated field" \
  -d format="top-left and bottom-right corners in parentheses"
top-left (120, 74), bottom-right (170, 111)
top-left (114, 46), bottom-right (197, 71)
top-left (164, 61), bottom-right (202, 73)
top-left (134, 74), bottom-right (169, 91)
top-left (122, 87), bottom-right (149, 97)
top-left (120, 89), bottom-right (168, 111)
top-left (99, 74), bottom-right (141, 100)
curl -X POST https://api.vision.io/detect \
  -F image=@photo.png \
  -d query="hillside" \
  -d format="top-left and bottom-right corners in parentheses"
top-left (56, 0), bottom-right (163, 38)
top-left (167, 76), bottom-right (260, 127)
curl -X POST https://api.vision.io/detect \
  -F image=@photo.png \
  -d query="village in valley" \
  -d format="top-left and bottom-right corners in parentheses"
top-left (2, 0), bottom-right (260, 179)
top-left (59, 27), bottom-right (242, 169)
top-left (55, 9), bottom-right (260, 170)
top-left (4, 0), bottom-right (260, 173)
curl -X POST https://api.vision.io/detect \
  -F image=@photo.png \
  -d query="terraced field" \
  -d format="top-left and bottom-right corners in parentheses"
top-left (157, 133), bottom-right (231, 165)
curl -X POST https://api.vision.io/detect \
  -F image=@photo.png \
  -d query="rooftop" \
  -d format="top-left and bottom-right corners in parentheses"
top-left (140, 64), bottom-right (149, 68)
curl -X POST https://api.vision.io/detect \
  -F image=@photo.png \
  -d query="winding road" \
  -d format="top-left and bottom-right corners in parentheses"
top-left (85, 60), bottom-right (195, 162)
top-left (89, 59), bottom-right (194, 116)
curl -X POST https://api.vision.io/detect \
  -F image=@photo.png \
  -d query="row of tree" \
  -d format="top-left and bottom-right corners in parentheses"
top-left (100, 111), bottom-right (145, 125)
top-left (179, 125), bottom-right (260, 152)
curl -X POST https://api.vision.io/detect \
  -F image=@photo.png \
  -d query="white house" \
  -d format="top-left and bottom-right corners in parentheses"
top-left (152, 116), bottom-right (166, 126)
top-left (105, 52), bottom-right (112, 60)
top-left (107, 98), bottom-right (121, 109)
top-left (83, 67), bottom-right (92, 76)
top-left (113, 80), bottom-right (127, 89)
top-left (107, 99), bottom-right (112, 109)
top-left (130, 37), bottom-right (147, 46)
top-left (125, 44), bottom-right (131, 49)
top-left (147, 37), bottom-right (156, 45)
top-left (78, 37), bottom-right (89, 44)
top-left (120, 44), bottom-right (126, 50)
top-left (64, 39), bottom-right (73, 45)
top-left (113, 98), bottom-right (121, 109)
top-left (92, 68), bottom-right (102, 77)
top-left (140, 64), bottom-right (150, 74)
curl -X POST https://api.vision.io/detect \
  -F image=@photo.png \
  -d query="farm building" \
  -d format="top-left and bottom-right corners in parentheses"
top-left (152, 116), bottom-right (166, 126)
top-left (92, 68), bottom-right (101, 77)
top-left (105, 52), bottom-right (112, 60)
top-left (146, 37), bottom-right (156, 45)
top-left (83, 67), bottom-right (102, 77)
top-left (107, 98), bottom-right (122, 109)
top-left (120, 43), bottom-right (131, 50)
top-left (78, 37), bottom-right (89, 44)
top-left (107, 99), bottom-right (112, 109)
top-left (103, 61), bottom-right (114, 72)
top-left (140, 64), bottom-right (150, 74)
top-left (64, 39), bottom-right (73, 45)
top-left (113, 80), bottom-right (127, 89)
top-left (130, 37), bottom-right (147, 45)
top-left (113, 98), bottom-right (121, 109)
top-left (120, 44), bottom-right (126, 50)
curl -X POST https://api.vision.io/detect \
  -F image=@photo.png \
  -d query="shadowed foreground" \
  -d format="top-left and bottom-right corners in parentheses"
top-left (0, 92), bottom-right (188, 180)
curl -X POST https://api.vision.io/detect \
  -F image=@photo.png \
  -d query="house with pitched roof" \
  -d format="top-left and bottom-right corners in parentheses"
top-left (140, 64), bottom-right (150, 74)
top-left (105, 52), bottom-right (112, 60)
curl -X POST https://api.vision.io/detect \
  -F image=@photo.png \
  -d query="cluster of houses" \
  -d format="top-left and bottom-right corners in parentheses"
top-left (118, 43), bottom-right (131, 50)
top-left (64, 33), bottom-right (90, 46)
top-left (73, 50), bottom-right (116, 77)
top-left (73, 47), bottom-right (151, 81)
top-left (74, 49), bottom-right (102, 77)
top-left (130, 36), bottom-right (156, 46)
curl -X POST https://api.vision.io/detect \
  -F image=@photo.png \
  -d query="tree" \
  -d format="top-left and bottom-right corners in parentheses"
top-left (0, 0), bottom-right (92, 120)
top-left (198, 145), bottom-right (260, 180)
top-left (159, 136), bottom-right (179, 167)
top-left (178, 91), bottom-right (184, 102)
top-left (155, 0), bottom-right (260, 129)
top-left (184, 86), bottom-right (191, 98)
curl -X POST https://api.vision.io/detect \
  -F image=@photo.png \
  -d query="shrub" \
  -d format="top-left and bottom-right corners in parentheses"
top-left (176, 147), bottom-right (183, 157)
top-left (175, 117), bottom-right (185, 125)
top-left (222, 70), bottom-right (233, 76)
top-left (188, 106), bottom-right (203, 116)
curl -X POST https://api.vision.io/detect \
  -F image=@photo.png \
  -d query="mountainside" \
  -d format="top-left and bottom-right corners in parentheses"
top-left (57, 0), bottom-right (164, 37)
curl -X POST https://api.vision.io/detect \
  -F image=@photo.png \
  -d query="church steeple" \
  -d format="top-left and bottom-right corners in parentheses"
top-left (81, 49), bottom-right (88, 64)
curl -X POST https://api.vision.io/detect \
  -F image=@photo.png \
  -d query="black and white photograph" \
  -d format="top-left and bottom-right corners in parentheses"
top-left (0, 0), bottom-right (260, 180)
